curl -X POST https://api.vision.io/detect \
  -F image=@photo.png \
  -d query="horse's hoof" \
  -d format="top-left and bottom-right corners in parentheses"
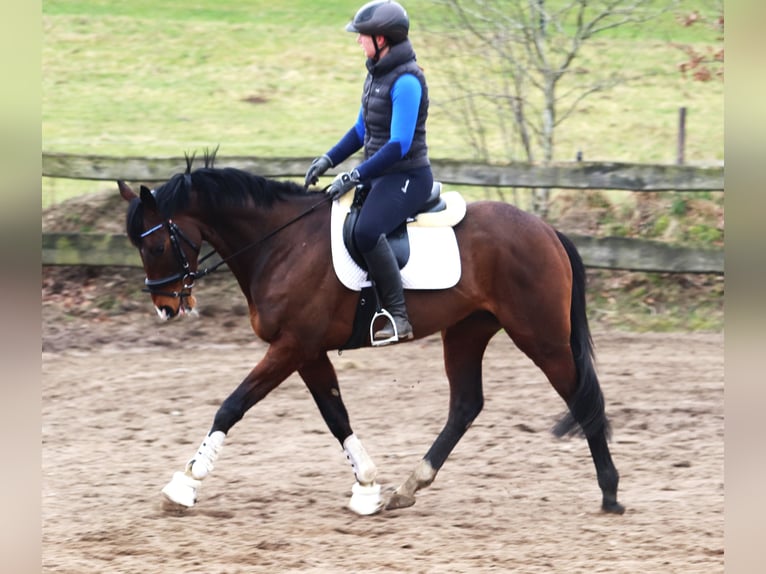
top-left (384, 490), bottom-right (416, 510)
top-left (602, 500), bottom-right (626, 515)
top-left (348, 482), bottom-right (383, 516)
top-left (161, 471), bottom-right (200, 509)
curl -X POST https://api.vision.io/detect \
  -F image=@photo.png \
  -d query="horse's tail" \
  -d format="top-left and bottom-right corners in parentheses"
top-left (552, 230), bottom-right (611, 441)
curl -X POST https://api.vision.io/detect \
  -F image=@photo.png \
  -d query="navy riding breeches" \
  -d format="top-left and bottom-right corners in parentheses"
top-left (353, 166), bottom-right (433, 254)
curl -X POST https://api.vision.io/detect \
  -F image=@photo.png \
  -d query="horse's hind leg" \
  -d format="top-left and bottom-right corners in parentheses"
top-left (510, 330), bottom-right (623, 514)
top-left (585, 431), bottom-right (622, 514)
top-left (386, 312), bottom-right (498, 510)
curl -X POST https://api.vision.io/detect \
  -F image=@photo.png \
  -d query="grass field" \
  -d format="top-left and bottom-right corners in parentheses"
top-left (42, 0), bottom-right (724, 206)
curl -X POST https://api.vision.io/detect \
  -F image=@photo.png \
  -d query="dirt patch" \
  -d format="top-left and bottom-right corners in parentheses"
top-left (42, 189), bottom-right (128, 234)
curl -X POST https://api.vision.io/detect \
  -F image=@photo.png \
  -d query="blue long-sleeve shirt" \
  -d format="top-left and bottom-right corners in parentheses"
top-left (326, 73), bottom-right (423, 181)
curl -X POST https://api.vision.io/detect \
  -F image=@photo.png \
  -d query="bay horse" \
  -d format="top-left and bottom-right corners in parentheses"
top-left (117, 159), bottom-right (624, 516)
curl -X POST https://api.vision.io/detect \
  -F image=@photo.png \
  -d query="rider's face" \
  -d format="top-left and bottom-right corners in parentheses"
top-left (357, 34), bottom-right (387, 59)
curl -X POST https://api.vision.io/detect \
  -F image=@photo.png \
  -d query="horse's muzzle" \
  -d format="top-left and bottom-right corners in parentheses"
top-left (153, 293), bottom-right (198, 321)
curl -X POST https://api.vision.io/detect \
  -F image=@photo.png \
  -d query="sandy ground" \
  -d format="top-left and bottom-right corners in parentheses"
top-left (42, 267), bottom-right (724, 573)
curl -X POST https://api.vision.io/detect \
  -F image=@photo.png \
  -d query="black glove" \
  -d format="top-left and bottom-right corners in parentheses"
top-left (304, 154), bottom-right (333, 188)
top-left (326, 170), bottom-right (360, 200)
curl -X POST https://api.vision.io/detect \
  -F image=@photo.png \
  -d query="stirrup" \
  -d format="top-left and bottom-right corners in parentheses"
top-left (370, 309), bottom-right (398, 346)
top-left (370, 309), bottom-right (399, 347)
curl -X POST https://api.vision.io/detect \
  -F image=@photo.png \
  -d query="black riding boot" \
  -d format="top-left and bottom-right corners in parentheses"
top-left (362, 234), bottom-right (413, 342)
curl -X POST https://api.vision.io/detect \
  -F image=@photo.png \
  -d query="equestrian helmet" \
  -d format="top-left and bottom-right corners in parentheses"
top-left (346, 0), bottom-right (410, 44)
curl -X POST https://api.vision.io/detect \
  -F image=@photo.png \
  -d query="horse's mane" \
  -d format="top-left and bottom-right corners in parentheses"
top-left (125, 150), bottom-right (308, 245)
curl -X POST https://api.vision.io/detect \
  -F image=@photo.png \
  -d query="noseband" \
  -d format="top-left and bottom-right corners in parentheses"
top-left (140, 220), bottom-right (201, 299)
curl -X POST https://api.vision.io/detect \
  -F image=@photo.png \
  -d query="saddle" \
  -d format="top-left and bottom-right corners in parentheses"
top-left (341, 182), bottom-right (463, 270)
top-left (334, 182), bottom-right (466, 350)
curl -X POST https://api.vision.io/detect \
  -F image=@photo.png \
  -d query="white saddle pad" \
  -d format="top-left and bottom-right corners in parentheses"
top-left (330, 192), bottom-right (464, 291)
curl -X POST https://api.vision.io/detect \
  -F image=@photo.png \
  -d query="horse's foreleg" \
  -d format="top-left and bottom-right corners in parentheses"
top-left (299, 355), bottom-right (382, 515)
top-left (161, 344), bottom-right (300, 509)
top-left (161, 430), bottom-right (225, 508)
top-left (387, 313), bottom-right (497, 510)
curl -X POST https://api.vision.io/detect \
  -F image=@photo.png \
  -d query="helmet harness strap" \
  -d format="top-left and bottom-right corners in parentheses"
top-left (372, 35), bottom-right (384, 61)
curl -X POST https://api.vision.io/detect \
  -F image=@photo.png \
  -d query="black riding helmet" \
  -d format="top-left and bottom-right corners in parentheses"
top-left (346, 0), bottom-right (410, 45)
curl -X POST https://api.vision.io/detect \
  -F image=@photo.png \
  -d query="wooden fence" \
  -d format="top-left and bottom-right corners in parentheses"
top-left (40, 232), bottom-right (724, 274)
top-left (43, 152), bottom-right (724, 191)
top-left (41, 153), bottom-right (725, 274)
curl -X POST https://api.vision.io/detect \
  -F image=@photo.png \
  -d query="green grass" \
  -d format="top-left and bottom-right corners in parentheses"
top-left (42, 0), bottom-right (723, 206)
top-left (587, 270), bottom-right (724, 332)
top-left (43, 0), bottom-right (360, 24)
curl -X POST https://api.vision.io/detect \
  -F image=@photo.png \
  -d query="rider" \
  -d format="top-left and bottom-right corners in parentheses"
top-left (305, 0), bottom-right (433, 342)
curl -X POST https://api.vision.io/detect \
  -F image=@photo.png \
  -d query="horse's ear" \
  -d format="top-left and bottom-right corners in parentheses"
top-left (139, 185), bottom-right (158, 211)
top-left (118, 180), bottom-right (137, 202)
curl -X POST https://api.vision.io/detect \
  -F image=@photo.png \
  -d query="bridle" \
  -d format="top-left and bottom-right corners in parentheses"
top-left (139, 220), bottom-right (204, 300)
top-left (138, 190), bottom-right (335, 300)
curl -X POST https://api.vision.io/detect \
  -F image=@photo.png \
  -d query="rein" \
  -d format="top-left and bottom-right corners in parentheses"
top-left (142, 190), bottom-right (334, 298)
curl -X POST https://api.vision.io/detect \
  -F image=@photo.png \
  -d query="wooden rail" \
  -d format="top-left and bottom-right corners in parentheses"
top-left (41, 232), bottom-right (724, 274)
top-left (42, 152), bottom-right (724, 191)
top-left (41, 153), bottom-right (724, 274)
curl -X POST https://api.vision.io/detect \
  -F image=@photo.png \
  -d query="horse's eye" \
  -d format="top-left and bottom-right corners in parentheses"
top-left (146, 244), bottom-right (165, 257)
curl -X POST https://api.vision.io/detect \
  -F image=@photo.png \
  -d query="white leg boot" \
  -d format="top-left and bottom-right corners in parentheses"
top-left (161, 430), bottom-right (225, 508)
top-left (343, 433), bottom-right (382, 515)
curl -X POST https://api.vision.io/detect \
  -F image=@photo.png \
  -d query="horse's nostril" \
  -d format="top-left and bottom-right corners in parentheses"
top-left (160, 305), bottom-right (176, 319)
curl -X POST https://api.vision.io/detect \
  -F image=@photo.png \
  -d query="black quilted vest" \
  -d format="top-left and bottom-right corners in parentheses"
top-left (362, 39), bottom-right (430, 174)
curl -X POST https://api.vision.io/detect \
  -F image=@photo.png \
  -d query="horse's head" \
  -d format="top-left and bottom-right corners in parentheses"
top-left (118, 180), bottom-right (201, 321)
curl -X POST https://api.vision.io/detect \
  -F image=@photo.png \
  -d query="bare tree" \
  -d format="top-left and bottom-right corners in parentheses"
top-left (427, 0), bottom-right (677, 216)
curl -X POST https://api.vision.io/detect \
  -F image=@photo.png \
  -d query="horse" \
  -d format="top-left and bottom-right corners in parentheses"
top-left (117, 159), bottom-right (624, 516)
